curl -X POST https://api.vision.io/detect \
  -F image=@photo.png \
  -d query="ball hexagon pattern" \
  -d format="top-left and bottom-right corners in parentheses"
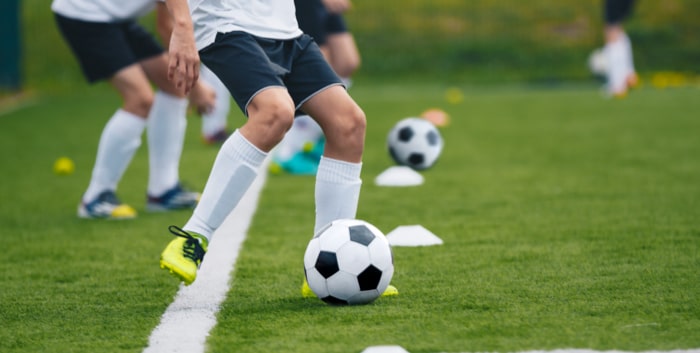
top-left (387, 117), bottom-right (444, 170)
top-left (303, 219), bottom-right (394, 305)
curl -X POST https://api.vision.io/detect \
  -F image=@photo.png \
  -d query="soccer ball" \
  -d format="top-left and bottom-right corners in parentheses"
top-left (588, 48), bottom-right (607, 77)
top-left (303, 219), bottom-right (394, 305)
top-left (387, 117), bottom-right (444, 170)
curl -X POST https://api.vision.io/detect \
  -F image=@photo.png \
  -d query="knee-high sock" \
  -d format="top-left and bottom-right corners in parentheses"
top-left (200, 64), bottom-right (230, 137)
top-left (147, 91), bottom-right (188, 196)
top-left (314, 156), bottom-right (363, 234)
top-left (184, 130), bottom-right (267, 240)
top-left (83, 109), bottom-right (145, 203)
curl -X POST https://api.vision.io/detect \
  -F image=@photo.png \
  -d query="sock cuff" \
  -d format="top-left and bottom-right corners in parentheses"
top-left (226, 129), bottom-right (267, 166)
top-left (113, 109), bottom-right (147, 134)
top-left (317, 156), bottom-right (362, 184)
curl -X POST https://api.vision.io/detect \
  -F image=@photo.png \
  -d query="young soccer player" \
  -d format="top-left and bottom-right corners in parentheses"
top-left (52, 0), bottom-right (208, 219)
top-left (159, 0), bottom-right (371, 289)
top-left (602, 0), bottom-right (639, 97)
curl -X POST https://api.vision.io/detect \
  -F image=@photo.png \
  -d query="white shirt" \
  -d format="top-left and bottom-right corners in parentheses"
top-left (189, 0), bottom-right (303, 50)
top-left (51, 0), bottom-right (156, 22)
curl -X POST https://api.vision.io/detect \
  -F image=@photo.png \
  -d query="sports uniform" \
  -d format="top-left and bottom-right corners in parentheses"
top-left (159, 0), bottom-right (393, 298)
top-left (601, 0), bottom-right (639, 97)
top-left (52, 0), bottom-right (200, 219)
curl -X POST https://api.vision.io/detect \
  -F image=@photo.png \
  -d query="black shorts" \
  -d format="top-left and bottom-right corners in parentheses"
top-left (604, 0), bottom-right (636, 24)
top-left (199, 31), bottom-right (343, 116)
top-left (295, 0), bottom-right (348, 45)
top-left (54, 13), bottom-right (163, 83)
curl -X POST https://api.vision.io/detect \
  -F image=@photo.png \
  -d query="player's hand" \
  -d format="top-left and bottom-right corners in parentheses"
top-left (167, 28), bottom-right (199, 95)
top-left (321, 0), bottom-right (351, 14)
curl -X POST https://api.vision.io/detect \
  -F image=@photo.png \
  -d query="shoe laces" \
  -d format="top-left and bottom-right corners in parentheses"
top-left (168, 225), bottom-right (206, 266)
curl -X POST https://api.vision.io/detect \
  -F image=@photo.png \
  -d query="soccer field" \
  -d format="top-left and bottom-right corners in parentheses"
top-left (0, 82), bottom-right (698, 353)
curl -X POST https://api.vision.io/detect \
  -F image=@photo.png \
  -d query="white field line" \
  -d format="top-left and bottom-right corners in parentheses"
top-left (143, 162), bottom-right (269, 353)
top-left (444, 350), bottom-right (700, 353)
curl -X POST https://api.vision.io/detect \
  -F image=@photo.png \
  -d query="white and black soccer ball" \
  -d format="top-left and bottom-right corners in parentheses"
top-left (303, 219), bottom-right (394, 305)
top-left (387, 117), bottom-right (444, 170)
top-left (588, 47), bottom-right (607, 77)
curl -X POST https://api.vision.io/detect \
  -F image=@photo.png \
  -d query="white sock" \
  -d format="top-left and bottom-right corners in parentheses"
top-left (272, 115), bottom-right (323, 161)
top-left (314, 156), bottom-right (363, 234)
top-left (147, 91), bottom-right (188, 197)
top-left (200, 65), bottom-right (230, 137)
top-left (184, 130), bottom-right (267, 240)
top-left (83, 109), bottom-right (145, 202)
top-left (604, 37), bottom-right (629, 95)
top-left (621, 33), bottom-right (636, 76)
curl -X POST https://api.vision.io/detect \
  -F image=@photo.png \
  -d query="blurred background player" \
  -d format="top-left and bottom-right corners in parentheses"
top-left (270, 0), bottom-right (362, 175)
top-left (52, 0), bottom-right (207, 219)
top-left (154, 1), bottom-right (231, 145)
top-left (602, 0), bottom-right (639, 98)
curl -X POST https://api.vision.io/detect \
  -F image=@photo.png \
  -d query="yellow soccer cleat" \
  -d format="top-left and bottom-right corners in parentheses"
top-left (78, 190), bottom-right (137, 220)
top-left (382, 284), bottom-right (399, 297)
top-left (160, 226), bottom-right (208, 285)
top-left (301, 278), bottom-right (315, 298)
top-left (302, 278), bottom-right (398, 298)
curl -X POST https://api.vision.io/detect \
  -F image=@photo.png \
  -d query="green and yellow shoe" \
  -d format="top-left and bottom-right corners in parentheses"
top-left (160, 225), bottom-right (208, 285)
top-left (301, 278), bottom-right (398, 298)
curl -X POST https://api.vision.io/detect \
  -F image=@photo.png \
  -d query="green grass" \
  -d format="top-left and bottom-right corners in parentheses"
top-left (1, 82), bottom-right (699, 353)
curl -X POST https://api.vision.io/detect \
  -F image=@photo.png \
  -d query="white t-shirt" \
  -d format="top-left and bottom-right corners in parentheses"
top-left (189, 0), bottom-right (303, 50)
top-left (51, 0), bottom-right (156, 22)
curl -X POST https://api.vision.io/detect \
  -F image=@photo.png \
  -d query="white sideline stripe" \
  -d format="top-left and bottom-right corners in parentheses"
top-left (143, 163), bottom-right (269, 353)
top-left (445, 350), bottom-right (700, 353)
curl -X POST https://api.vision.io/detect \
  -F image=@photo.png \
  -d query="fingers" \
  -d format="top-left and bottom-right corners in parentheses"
top-left (168, 54), bottom-right (199, 95)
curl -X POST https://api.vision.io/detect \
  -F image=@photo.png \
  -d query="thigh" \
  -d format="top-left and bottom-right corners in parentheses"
top-left (139, 53), bottom-right (181, 96)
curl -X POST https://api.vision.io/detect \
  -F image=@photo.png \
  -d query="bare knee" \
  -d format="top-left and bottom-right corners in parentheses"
top-left (122, 92), bottom-right (154, 118)
top-left (243, 96), bottom-right (296, 152)
top-left (325, 105), bottom-right (366, 161)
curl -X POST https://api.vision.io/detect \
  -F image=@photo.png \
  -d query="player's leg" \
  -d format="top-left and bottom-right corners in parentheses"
top-left (603, 0), bottom-right (638, 97)
top-left (53, 15), bottom-right (149, 219)
top-left (160, 32), bottom-right (295, 284)
top-left (139, 50), bottom-right (201, 211)
top-left (76, 64), bottom-right (153, 219)
top-left (301, 85), bottom-right (366, 233)
top-left (198, 64), bottom-right (231, 144)
top-left (161, 87), bottom-right (292, 285)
